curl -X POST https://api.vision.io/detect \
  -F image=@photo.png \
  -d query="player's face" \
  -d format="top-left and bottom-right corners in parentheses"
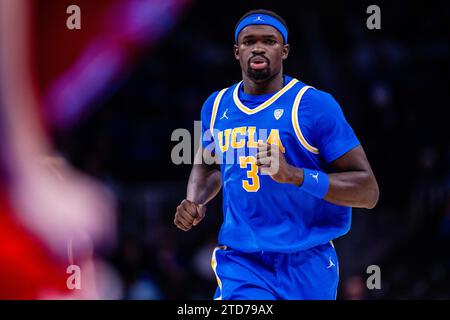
top-left (234, 25), bottom-right (289, 82)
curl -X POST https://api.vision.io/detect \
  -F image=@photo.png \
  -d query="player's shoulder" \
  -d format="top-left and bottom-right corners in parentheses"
top-left (201, 81), bottom-right (238, 111)
top-left (202, 90), bottom-right (221, 107)
top-left (300, 83), bottom-right (343, 116)
top-left (302, 84), bottom-right (337, 106)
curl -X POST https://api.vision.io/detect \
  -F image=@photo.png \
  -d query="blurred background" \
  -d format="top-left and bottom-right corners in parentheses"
top-left (1, 0), bottom-right (449, 299)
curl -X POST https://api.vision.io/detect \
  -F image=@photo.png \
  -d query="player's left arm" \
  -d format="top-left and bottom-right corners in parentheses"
top-left (256, 143), bottom-right (379, 209)
top-left (323, 145), bottom-right (379, 208)
top-left (256, 88), bottom-right (379, 209)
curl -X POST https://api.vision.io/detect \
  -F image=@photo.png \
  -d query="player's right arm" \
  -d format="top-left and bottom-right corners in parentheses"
top-left (174, 91), bottom-right (222, 231)
top-left (174, 148), bottom-right (221, 231)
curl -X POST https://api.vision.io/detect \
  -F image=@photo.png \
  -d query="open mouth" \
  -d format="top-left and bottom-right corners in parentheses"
top-left (249, 56), bottom-right (269, 70)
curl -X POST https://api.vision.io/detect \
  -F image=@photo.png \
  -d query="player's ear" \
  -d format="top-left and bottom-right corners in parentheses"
top-left (282, 44), bottom-right (290, 60)
top-left (234, 44), bottom-right (240, 60)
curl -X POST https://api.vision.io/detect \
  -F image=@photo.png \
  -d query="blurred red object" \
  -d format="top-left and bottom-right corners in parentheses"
top-left (0, 0), bottom-right (190, 299)
top-left (0, 0), bottom-right (117, 299)
top-left (0, 189), bottom-right (67, 299)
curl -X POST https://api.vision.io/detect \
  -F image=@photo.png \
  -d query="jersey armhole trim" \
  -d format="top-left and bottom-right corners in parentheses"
top-left (209, 88), bottom-right (228, 136)
top-left (291, 85), bottom-right (320, 154)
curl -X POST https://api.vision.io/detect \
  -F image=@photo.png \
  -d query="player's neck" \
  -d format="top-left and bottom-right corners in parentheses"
top-left (242, 72), bottom-right (284, 95)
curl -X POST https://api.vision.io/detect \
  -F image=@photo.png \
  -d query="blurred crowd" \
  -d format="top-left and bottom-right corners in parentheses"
top-left (1, 0), bottom-right (449, 299)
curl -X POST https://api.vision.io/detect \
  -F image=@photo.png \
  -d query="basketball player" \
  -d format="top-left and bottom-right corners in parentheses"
top-left (174, 9), bottom-right (379, 300)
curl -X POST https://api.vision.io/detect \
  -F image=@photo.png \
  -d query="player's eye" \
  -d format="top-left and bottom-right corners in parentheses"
top-left (242, 40), bottom-right (253, 46)
top-left (265, 39), bottom-right (276, 45)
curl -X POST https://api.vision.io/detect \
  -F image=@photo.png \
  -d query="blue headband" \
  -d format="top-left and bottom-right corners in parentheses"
top-left (235, 13), bottom-right (288, 44)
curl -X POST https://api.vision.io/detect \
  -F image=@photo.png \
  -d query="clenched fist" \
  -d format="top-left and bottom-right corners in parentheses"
top-left (174, 199), bottom-right (206, 231)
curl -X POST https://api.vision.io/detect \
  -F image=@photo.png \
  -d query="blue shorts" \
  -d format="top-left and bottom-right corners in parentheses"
top-left (211, 242), bottom-right (339, 300)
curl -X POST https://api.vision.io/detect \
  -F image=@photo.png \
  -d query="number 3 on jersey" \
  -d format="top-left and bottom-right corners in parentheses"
top-left (239, 156), bottom-right (260, 192)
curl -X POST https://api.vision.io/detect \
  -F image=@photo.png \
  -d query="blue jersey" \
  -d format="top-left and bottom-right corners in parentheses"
top-left (201, 75), bottom-right (360, 253)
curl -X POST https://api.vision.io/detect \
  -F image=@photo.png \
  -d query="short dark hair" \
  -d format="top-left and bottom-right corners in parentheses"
top-left (235, 9), bottom-right (288, 37)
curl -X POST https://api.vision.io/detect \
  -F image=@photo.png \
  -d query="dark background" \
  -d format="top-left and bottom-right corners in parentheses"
top-left (40, 0), bottom-right (450, 299)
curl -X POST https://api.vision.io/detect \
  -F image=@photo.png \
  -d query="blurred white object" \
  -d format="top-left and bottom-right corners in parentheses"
top-left (9, 156), bottom-right (117, 258)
